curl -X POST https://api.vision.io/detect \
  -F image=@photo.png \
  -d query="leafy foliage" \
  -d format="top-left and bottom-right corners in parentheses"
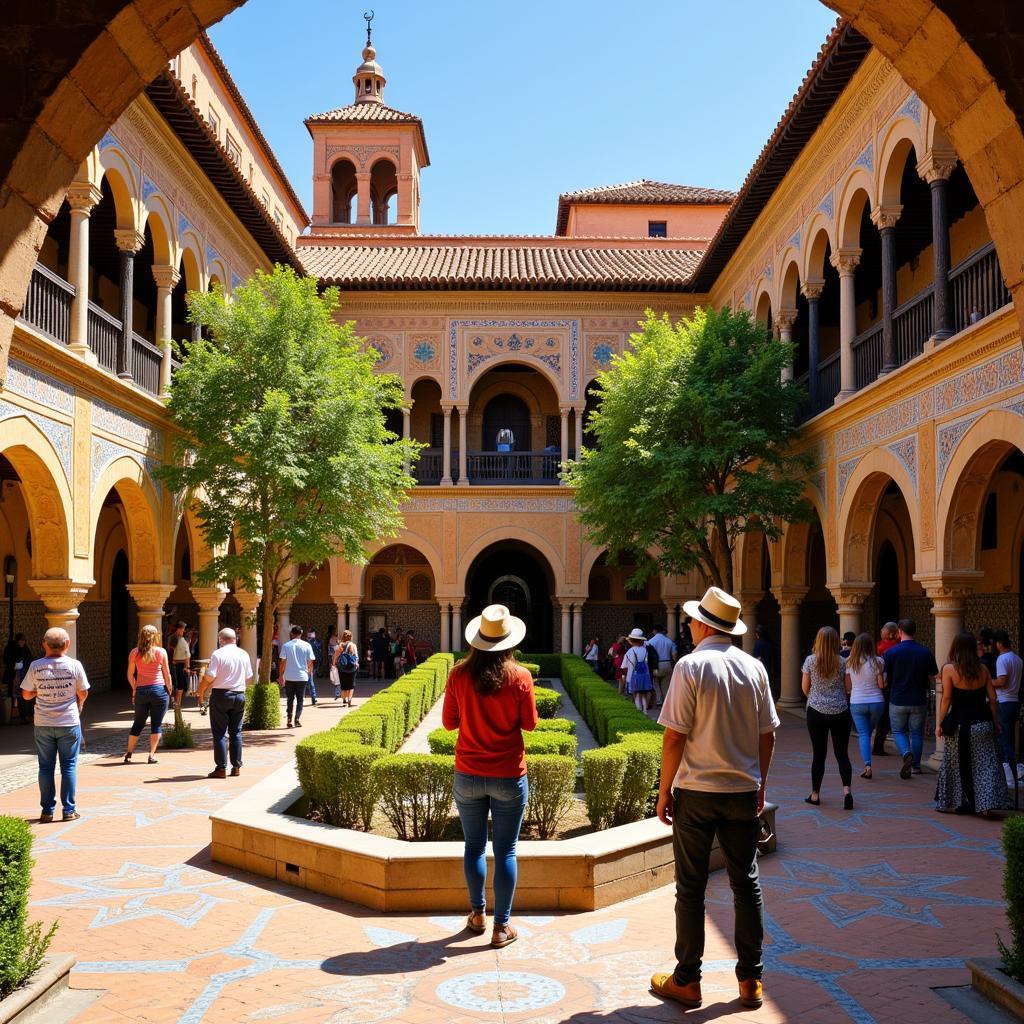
top-left (372, 754), bottom-right (455, 841)
top-left (532, 686), bottom-right (563, 719)
top-left (156, 266), bottom-right (418, 681)
top-left (0, 816), bottom-right (56, 997)
top-left (243, 683), bottom-right (281, 730)
top-left (295, 733), bottom-right (382, 830)
top-left (1000, 816), bottom-right (1024, 981)
top-left (564, 306), bottom-right (813, 590)
top-left (581, 748), bottom-right (627, 830)
top-left (525, 755), bottom-right (578, 839)
top-left (161, 704), bottom-right (195, 749)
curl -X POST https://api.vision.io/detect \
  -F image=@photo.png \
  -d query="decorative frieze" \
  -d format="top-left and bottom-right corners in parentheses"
top-left (0, 400), bottom-right (72, 482)
top-left (5, 359), bottom-right (74, 415)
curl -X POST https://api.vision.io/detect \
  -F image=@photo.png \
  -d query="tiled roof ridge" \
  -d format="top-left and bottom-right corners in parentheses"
top-left (304, 102), bottom-right (422, 123)
top-left (196, 32), bottom-right (309, 226)
top-left (298, 233), bottom-right (710, 244)
top-left (559, 179), bottom-right (737, 202)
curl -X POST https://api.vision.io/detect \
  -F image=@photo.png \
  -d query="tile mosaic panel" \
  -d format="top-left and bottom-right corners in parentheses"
top-left (5, 359), bottom-right (74, 415)
top-left (0, 400), bottom-right (72, 483)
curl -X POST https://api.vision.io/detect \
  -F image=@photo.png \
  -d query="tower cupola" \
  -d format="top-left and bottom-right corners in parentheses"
top-left (353, 11), bottom-right (386, 104)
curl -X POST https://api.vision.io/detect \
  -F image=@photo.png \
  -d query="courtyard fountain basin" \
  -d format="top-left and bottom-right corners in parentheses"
top-left (210, 761), bottom-right (778, 912)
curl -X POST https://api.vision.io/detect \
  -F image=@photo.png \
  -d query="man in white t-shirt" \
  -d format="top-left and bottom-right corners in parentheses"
top-left (197, 628), bottom-right (253, 779)
top-left (648, 625), bottom-right (678, 706)
top-left (993, 630), bottom-right (1023, 778)
top-left (278, 625), bottom-right (315, 729)
top-left (651, 587), bottom-right (778, 1013)
top-left (21, 627), bottom-right (90, 822)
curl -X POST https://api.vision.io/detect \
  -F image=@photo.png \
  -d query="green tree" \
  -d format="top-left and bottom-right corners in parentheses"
top-left (564, 306), bottom-right (813, 592)
top-left (157, 265), bottom-right (417, 683)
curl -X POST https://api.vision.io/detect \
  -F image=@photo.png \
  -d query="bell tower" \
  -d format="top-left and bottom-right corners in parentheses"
top-left (306, 14), bottom-right (429, 234)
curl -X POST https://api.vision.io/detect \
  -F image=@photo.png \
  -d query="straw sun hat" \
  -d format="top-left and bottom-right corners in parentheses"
top-left (464, 604), bottom-right (527, 652)
top-left (683, 586), bottom-right (747, 636)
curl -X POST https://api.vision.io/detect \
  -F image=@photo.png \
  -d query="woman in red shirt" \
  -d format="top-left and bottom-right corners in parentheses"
top-left (442, 604), bottom-right (538, 948)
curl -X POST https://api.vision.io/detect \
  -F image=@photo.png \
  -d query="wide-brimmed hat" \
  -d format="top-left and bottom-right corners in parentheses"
top-left (465, 604), bottom-right (527, 652)
top-left (683, 586), bottom-right (747, 636)
top-left (627, 628), bottom-right (648, 642)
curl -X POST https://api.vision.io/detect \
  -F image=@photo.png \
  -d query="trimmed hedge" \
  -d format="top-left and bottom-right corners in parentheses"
top-left (295, 731), bottom-right (383, 829)
top-left (520, 653), bottom-right (562, 678)
top-left (582, 747), bottom-right (627, 830)
top-left (373, 754), bottom-right (455, 840)
top-left (428, 723), bottom-right (577, 757)
top-left (525, 755), bottom-right (577, 839)
top-left (0, 817), bottom-right (56, 997)
top-left (1001, 816), bottom-right (1024, 981)
top-left (615, 736), bottom-right (662, 824)
top-left (533, 686), bottom-right (563, 719)
top-left (244, 682), bottom-right (282, 730)
top-left (162, 705), bottom-right (195, 749)
top-left (534, 718), bottom-right (575, 736)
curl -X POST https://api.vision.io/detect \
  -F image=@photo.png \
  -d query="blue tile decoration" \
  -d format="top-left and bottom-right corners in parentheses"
top-left (786, 229), bottom-right (801, 253)
top-left (413, 497), bottom-right (575, 512)
top-left (887, 435), bottom-right (918, 493)
top-left (142, 176), bottom-right (158, 202)
top-left (6, 359), bottom-right (74, 414)
top-left (93, 399), bottom-right (158, 449)
top-left (854, 142), bottom-right (874, 173)
top-left (570, 919), bottom-right (628, 945)
top-left (231, 273), bottom-right (242, 292)
top-left (204, 244), bottom-right (220, 269)
top-left (99, 131), bottom-right (120, 152)
top-left (413, 340), bottom-right (436, 363)
top-left (90, 437), bottom-right (161, 495)
top-left (817, 192), bottom-right (835, 221)
top-left (177, 214), bottom-right (193, 239)
top-left (593, 343), bottom-right (614, 366)
top-left (0, 400), bottom-right (72, 483)
top-left (897, 92), bottom-right (922, 124)
top-left (838, 455), bottom-right (860, 509)
top-left (364, 925), bottom-right (418, 948)
top-left (763, 261), bottom-right (773, 281)
top-left (436, 971), bottom-right (566, 1014)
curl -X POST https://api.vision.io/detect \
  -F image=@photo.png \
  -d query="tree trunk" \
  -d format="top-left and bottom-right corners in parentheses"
top-left (259, 571), bottom-right (275, 684)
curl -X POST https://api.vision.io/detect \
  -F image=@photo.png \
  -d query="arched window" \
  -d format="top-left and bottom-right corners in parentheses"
top-left (331, 159), bottom-right (357, 224)
top-left (370, 159), bottom-right (397, 225)
top-left (589, 573), bottom-right (611, 601)
top-left (482, 394), bottom-right (531, 451)
top-left (371, 574), bottom-right (394, 600)
top-left (408, 573), bottom-right (432, 600)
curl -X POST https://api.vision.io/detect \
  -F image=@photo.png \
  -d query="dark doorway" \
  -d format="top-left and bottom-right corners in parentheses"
top-left (466, 542), bottom-right (553, 651)
top-left (482, 395), bottom-right (531, 451)
top-left (110, 549), bottom-right (135, 688)
top-left (876, 540), bottom-right (900, 627)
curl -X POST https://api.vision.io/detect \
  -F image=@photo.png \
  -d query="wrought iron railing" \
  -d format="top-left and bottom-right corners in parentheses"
top-left (412, 449), bottom-right (443, 485)
top-left (851, 322), bottom-right (883, 390)
top-left (893, 285), bottom-right (934, 366)
top-left (816, 351), bottom-right (840, 413)
top-left (18, 263), bottom-right (74, 344)
top-left (467, 450), bottom-right (561, 484)
top-left (86, 302), bottom-right (120, 376)
top-left (131, 333), bottom-right (162, 395)
top-left (950, 241), bottom-right (1011, 332)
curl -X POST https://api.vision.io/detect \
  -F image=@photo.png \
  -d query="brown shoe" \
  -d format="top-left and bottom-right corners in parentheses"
top-left (207, 767), bottom-right (227, 779)
top-left (739, 978), bottom-right (763, 1008)
top-left (491, 922), bottom-right (517, 948)
top-left (38, 813), bottom-right (53, 824)
top-left (229, 767), bottom-right (240, 777)
top-left (651, 973), bottom-right (702, 1009)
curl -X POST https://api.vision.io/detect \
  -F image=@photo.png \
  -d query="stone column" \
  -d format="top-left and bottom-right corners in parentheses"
top-left (235, 591), bottom-right (262, 675)
top-left (439, 602), bottom-right (451, 652)
top-left (738, 593), bottom-right (762, 654)
top-left (802, 281), bottom-right (824, 411)
top-left (828, 584), bottom-right (873, 640)
top-left (66, 183), bottom-right (101, 362)
top-left (871, 204), bottom-right (902, 374)
top-left (572, 603), bottom-right (583, 655)
top-left (402, 406), bottom-right (412, 476)
top-left (574, 404), bottom-right (585, 459)
top-left (276, 602), bottom-right (292, 644)
top-left (152, 265), bottom-right (180, 398)
top-left (27, 580), bottom-right (93, 658)
top-left (916, 573), bottom-right (980, 767)
top-left (335, 604), bottom-right (347, 640)
top-left (560, 604), bottom-right (571, 655)
top-left (559, 405), bottom-right (570, 469)
top-left (191, 587), bottom-right (226, 660)
top-left (126, 584), bottom-right (174, 633)
top-left (665, 603), bottom-right (679, 644)
top-left (452, 606), bottom-right (463, 650)
top-left (830, 248), bottom-right (861, 397)
top-left (114, 229), bottom-right (144, 381)
top-left (441, 403), bottom-right (453, 486)
top-left (918, 153), bottom-right (958, 342)
top-left (776, 309), bottom-right (796, 382)
top-left (774, 588), bottom-right (808, 708)
top-left (457, 404), bottom-right (469, 487)
top-left (355, 172), bottom-right (371, 226)
top-left (347, 603), bottom-right (361, 644)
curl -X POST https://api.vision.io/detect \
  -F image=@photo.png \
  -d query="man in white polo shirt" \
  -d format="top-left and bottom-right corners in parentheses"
top-left (197, 628), bottom-right (253, 779)
top-left (650, 586), bottom-right (779, 1013)
top-left (994, 630), bottom-right (1024, 782)
top-left (21, 627), bottom-right (90, 822)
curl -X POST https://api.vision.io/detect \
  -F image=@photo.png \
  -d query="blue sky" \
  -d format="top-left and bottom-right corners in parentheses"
top-left (209, 0), bottom-right (838, 235)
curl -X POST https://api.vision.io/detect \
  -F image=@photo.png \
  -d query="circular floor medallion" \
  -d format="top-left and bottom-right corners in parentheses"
top-left (435, 970), bottom-right (566, 1014)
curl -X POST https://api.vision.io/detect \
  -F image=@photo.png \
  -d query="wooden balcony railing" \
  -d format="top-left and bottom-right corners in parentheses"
top-left (86, 303), bottom-right (120, 376)
top-left (467, 451), bottom-right (561, 485)
top-left (131, 333), bottom-right (163, 395)
top-left (950, 241), bottom-right (1010, 332)
top-left (17, 263), bottom-right (74, 344)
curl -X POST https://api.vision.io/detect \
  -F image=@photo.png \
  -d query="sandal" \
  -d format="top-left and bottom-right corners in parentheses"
top-left (491, 923), bottom-right (518, 948)
top-left (860, 767), bottom-right (872, 779)
top-left (466, 910), bottom-right (486, 934)
top-left (804, 795), bottom-right (820, 806)
top-left (148, 756), bottom-right (159, 764)
top-left (123, 752), bottom-right (132, 764)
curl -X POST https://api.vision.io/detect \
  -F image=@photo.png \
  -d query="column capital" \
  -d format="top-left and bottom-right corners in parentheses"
top-left (826, 582), bottom-right (873, 610)
top-left (829, 247), bottom-right (862, 275)
top-left (870, 203), bottom-right (903, 231)
top-left (114, 228), bottom-right (145, 254)
top-left (190, 586), bottom-right (228, 612)
top-left (454, 402), bottom-right (469, 413)
top-left (916, 150), bottom-right (957, 185)
top-left (772, 586), bottom-right (808, 610)
top-left (440, 401), bottom-right (456, 414)
top-left (28, 578), bottom-right (94, 612)
top-left (736, 591), bottom-right (764, 609)
top-left (233, 590), bottom-right (262, 614)
top-left (558, 404), bottom-right (572, 416)
top-left (126, 583), bottom-right (174, 612)
top-left (775, 307), bottom-right (797, 331)
top-left (66, 182), bottom-right (103, 213)
top-left (800, 279), bottom-right (824, 301)
top-left (152, 265), bottom-right (181, 291)
top-left (913, 571), bottom-right (982, 607)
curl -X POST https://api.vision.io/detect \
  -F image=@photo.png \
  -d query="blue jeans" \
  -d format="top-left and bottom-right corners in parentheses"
top-left (997, 700), bottom-right (1020, 764)
top-left (850, 702), bottom-right (885, 767)
top-left (453, 772), bottom-right (529, 926)
top-left (130, 685), bottom-right (169, 736)
top-left (305, 676), bottom-right (317, 702)
top-left (209, 689), bottom-right (245, 769)
top-left (889, 704), bottom-right (927, 767)
top-left (35, 725), bottom-right (82, 816)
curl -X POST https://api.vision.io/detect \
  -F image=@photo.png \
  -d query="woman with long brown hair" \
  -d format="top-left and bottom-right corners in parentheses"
top-left (123, 624), bottom-right (173, 763)
top-left (801, 626), bottom-right (853, 808)
top-left (845, 633), bottom-right (885, 778)
top-left (441, 604), bottom-right (538, 948)
top-left (935, 632), bottom-right (1006, 815)
top-left (332, 629), bottom-right (359, 706)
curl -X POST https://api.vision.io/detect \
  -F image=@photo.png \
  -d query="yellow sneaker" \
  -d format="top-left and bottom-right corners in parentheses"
top-left (650, 973), bottom-right (702, 1008)
top-left (739, 978), bottom-right (763, 1008)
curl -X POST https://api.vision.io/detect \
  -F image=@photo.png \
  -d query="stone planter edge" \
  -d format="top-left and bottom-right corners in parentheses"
top-left (0, 953), bottom-right (76, 1024)
top-left (968, 956), bottom-right (1024, 1019)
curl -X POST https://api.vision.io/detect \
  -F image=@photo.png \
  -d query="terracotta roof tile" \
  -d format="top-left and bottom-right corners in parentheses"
top-left (300, 243), bottom-right (701, 291)
top-left (305, 103), bottom-right (422, 125)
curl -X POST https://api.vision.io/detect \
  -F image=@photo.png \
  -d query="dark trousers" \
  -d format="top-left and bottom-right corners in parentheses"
top-left (806, 706), bottom-right (853, 790)
top-left (209, 689), bottom-right (245, 769)
top-left (284, 680), bottom-right (305, 722)
top-left (672, 789), bottom-right (763, 984)
top-left (873, 685), bottom-right (891, 754)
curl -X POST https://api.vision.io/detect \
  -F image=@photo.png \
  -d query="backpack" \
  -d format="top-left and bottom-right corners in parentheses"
top-left (630, 647), bottom-right (652, 690)
top-left (646, 643), bottom-right (662, 672)
top-left (337, 643), bottom-right (359, 670)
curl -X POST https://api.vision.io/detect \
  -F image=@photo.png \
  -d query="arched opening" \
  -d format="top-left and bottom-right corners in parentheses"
top-left (0, 455), bottom-right (48, 654)
top-left (109, 548), bottom-right (133, 688)
top-left (84, 175), bottom-right (131, 374)
top-left (482, 394), bottom-right (531, 452)
top-left (799, 516), bottom-right (837, 658)
top-left (166, 518), bottom-right (199, 636)
top-left (755, 291), bottom-right (772, 336)
top-left (582, 377), bottom-right (601, 450)
top-left (875, 540), bottom-right (900, 627)
top-left (582, 551), bottom-right (663, 654)
top-left (410, 378), bottom-right (443, 484)
top-left (37, 198), bottom-right (71, 281)
top-left (466, 541), bottom-right (555, 652)
top-left (754, 536), bottom-right (781, 699)
top-left (331, 159), bottom-right (357, 224)
top-left (369, 158), bottom-right (397, 225)
top-left (361, 544), bottom-right (439, 658)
